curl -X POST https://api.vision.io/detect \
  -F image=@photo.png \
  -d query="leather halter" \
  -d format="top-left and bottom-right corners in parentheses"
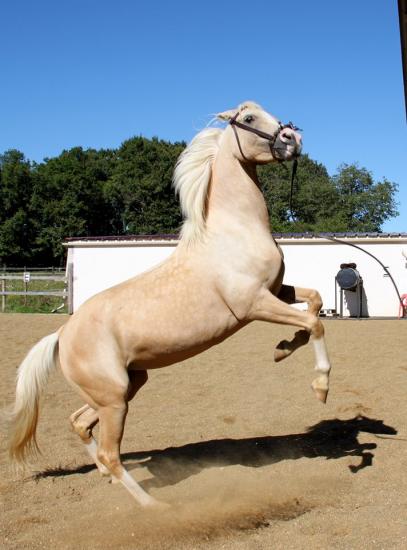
top-left (229, 111), bottom-right (300, 162)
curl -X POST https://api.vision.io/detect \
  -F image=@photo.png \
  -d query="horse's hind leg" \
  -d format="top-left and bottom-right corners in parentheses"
top-left (70, 405), bottom-right (110, 476)
top-left (70, 370), bottom-right (148, 479)
top-left (97, 399), bottom-right (158, 507)
top-left (69, 368), bottom-right (155, 506)
top-left (274, 285), bottom-right (322, 362)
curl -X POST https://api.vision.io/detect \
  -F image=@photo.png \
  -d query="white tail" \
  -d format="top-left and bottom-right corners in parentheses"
top-left (8, 332), bottom-right (59, 466)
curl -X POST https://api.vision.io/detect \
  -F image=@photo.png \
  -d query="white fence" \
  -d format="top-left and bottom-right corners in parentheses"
top-left (0, 264), bottom-right (73, 313)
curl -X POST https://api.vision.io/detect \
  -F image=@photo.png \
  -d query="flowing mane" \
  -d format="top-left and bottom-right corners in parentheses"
top-left (173, 127), bottom-right (223, 244)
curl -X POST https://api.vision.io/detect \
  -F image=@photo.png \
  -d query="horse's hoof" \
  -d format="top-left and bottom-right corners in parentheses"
top-left (109, 476), bottom-right (120, 484)
top-left (312, 385), bottom-right (328, 403)
top-left (315, 389), bottom-right (328, 403)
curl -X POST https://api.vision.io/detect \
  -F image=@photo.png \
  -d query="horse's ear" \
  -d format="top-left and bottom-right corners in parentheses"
top-left (216, 109), bottom-right (238, 121)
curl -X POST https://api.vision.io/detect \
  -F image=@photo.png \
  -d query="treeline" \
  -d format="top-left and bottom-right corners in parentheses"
top-left (0, 136), bottom-right (398, 267)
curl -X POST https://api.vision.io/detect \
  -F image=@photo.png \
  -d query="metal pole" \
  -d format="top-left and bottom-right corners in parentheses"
top-left (24, 276), bottom-right (27, 306)
top-left (67, 263), bottom-right (74, 314)
top-left (334, 278), bottom-right (337, 315)
top-left (1, 279), bottom-right (5, 313)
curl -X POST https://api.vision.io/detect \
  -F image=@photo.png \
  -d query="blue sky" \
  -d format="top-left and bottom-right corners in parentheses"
top-left (1, 0), bottom-right (406, 231)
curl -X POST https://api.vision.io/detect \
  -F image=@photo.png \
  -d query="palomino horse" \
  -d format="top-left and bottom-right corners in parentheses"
top-left (8, 101), bottom-right (331, 507)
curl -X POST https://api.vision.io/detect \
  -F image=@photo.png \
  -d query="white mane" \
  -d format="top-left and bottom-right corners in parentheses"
top-left (173, 127), bottom-right (223, 244)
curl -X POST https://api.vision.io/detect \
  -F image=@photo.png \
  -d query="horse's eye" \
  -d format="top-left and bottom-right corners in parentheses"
top-left (244, 115), bottom-right (254, 123)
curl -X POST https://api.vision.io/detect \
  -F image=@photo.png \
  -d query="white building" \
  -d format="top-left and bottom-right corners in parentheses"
top-left (65, 233), bottom-right (407, 318)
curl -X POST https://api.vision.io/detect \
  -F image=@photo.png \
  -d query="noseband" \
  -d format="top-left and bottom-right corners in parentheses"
top-left (229, 112), bottom-right (301, 221)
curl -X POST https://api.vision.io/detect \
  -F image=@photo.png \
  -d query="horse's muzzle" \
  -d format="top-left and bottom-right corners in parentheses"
top-left (279, 127), bottom-right (302, 149)
top-left (273, 128), bottom-right (302, 160)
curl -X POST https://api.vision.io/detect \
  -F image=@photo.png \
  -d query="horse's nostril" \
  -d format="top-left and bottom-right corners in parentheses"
top-left (282, 132), bottom-right (292, 141)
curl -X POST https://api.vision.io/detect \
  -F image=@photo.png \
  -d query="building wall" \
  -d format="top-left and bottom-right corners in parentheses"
top-left (66, 238), bottom-right (407, 317)
top-left (66, 242), bottom-right (177, 311)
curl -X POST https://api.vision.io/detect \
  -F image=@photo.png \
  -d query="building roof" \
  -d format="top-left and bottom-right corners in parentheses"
top-left (64, 232), bottom-right (407, 247)
top-left (64, 234), bottom-right (179, 242)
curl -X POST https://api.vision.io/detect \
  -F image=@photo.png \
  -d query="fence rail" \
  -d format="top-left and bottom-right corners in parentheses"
top-left (1, 275), bottom-right (66, 281)
top-left (0, 264), bottom-right (73, 313)
top-left (1, 291), bottom-right (68, 296)
top-left (0, 267), bottom-right (65, 274)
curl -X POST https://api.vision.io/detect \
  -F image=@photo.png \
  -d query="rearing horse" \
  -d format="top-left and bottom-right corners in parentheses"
top-left (8, 102), bottom-right (331, 507)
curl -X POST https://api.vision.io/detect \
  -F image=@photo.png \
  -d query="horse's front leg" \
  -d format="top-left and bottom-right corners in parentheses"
top-left (248, 288), bottom-right (331, 403)
top-left (274, 284), bottom-right (323, 362)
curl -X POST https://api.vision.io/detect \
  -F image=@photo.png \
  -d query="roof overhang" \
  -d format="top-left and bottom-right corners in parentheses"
top-left (63, 233), bottom-right (407, 248)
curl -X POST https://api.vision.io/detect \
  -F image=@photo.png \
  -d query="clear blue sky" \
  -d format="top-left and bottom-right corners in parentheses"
top-left (1, 0), bottom-right (406, 231)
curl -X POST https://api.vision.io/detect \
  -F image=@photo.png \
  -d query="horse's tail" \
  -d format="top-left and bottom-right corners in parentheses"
top-left (8, 331), bottom-right (60, 466)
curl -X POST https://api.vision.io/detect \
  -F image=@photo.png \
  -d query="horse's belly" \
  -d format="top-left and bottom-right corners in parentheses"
top-left (117, 286), bottom-right (242, 369)
top-left (130, 320), bottom-right (245, 369)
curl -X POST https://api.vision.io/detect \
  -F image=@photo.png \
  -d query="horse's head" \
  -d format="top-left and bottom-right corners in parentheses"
top-left (217, 101), bottom-right (302, 164)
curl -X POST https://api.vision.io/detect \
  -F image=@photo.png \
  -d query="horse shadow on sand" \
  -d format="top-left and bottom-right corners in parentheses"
top-left (34, 416), bottom-right (397, 488)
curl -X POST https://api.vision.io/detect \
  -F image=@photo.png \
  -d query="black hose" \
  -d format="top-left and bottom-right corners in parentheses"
top-left (318, 235), bottom-right (404, 309)
top-left (283, 159), bottom-right (403, 312)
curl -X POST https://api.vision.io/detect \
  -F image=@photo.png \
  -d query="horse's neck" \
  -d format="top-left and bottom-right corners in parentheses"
top-left (206, 152), bottom-right (271, 235)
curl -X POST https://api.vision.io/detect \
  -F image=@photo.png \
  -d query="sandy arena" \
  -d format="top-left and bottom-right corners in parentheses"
top-left (1, 314), bottom-right (406, 549)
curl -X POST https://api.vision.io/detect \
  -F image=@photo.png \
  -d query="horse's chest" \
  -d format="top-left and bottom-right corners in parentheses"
top-left (251, 245), bottom-right (284, 285)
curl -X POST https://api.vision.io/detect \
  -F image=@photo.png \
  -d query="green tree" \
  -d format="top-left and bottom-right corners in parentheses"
top-left (0, 150), bottom-right (34, 265)
top-left (104, 137), bottom-right (184, 235)
top-left (0, 150), bottom-right (32, 218)
top-left (331, 163), bottom-right (398, 232)
top-left (0, 209), bottom-right (32, 265)
top-left (259, 154), bottom-right (339, 232)
top-left (0, 137), bottom-right (400, 267)
top-left (30, 147), bottom-right (114, 264)
top-left (258, 158), bottom-right (398, 233)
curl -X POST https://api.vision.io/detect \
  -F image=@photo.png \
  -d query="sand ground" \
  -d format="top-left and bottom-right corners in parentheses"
top-left (1, 314), bottom-right (406, 549)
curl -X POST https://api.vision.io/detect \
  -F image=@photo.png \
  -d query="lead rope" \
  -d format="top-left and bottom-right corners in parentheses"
top-left (288, 158), bottom-right (298, 222)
